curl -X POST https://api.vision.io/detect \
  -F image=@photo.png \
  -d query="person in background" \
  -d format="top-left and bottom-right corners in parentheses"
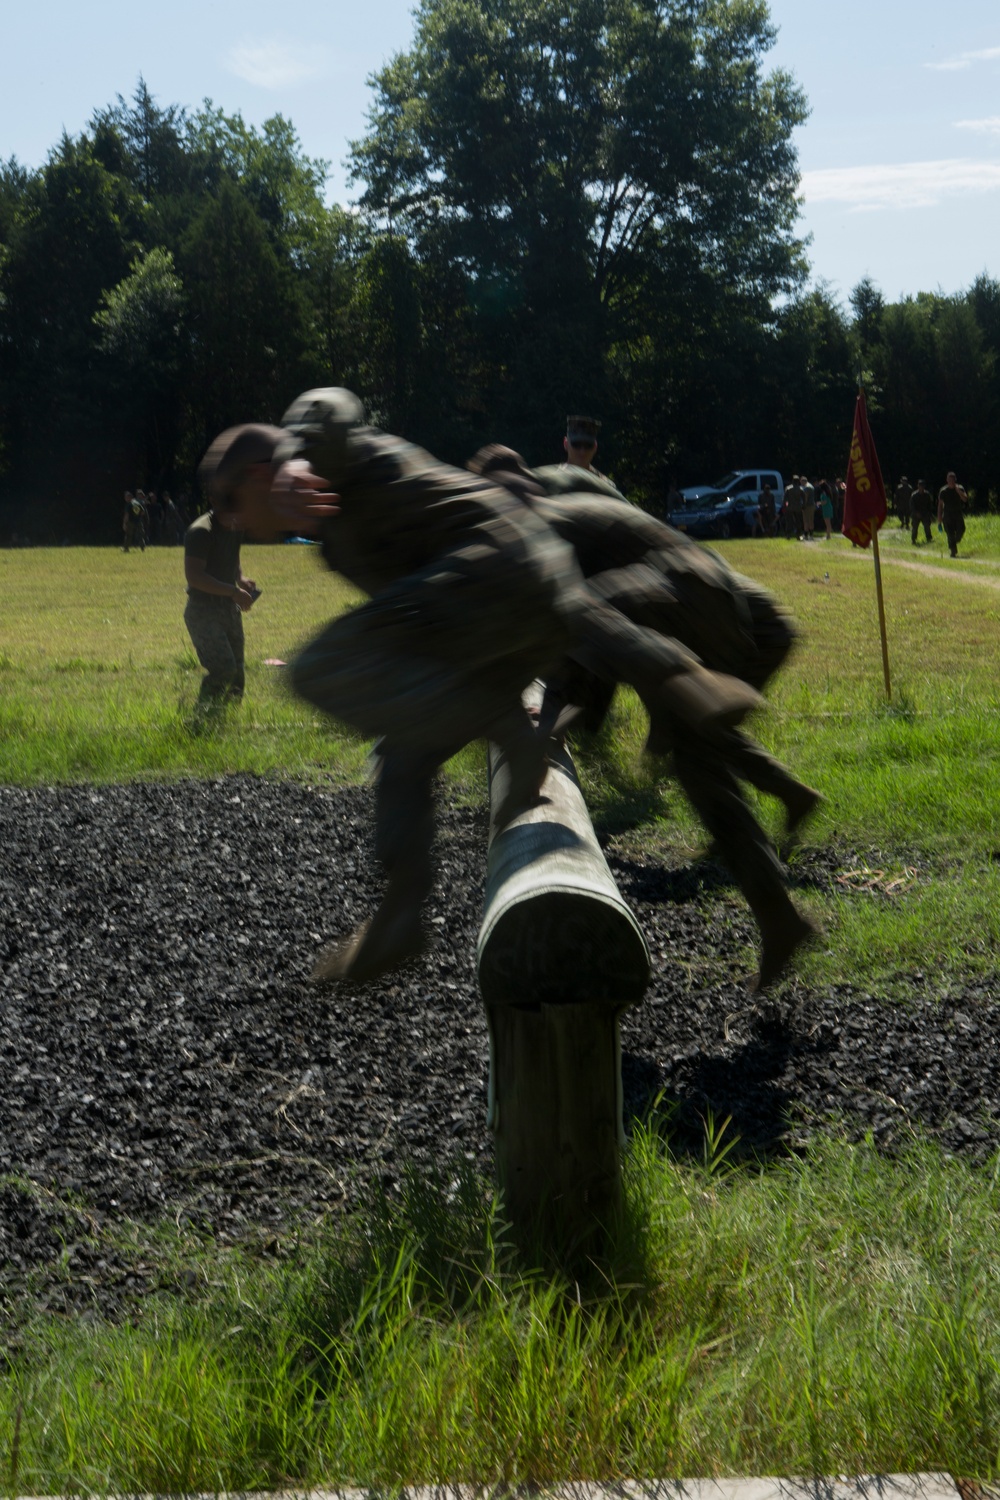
top-left (122, 490), bottom-right (145, 553)
top-left (818, 480), bottom-right (834, 539)
top-left (894, 476), bottom-right (912, 530)
top-left (562, 415), bottom-right (602, 475)
top-left (938, 471), bottom-right (969, 558)
top-left (758, 483), bottom-right (777, 537)
top-left (910, 479), bottom-right (934, 545)
top-left (801, 476), bottom-right (816, 540)
top-left (183, 483), bottom-right (260, 709)
top-left (783, 476), bottom-right (803, 539)
top-left (163, 491), bottom-right (183, 544)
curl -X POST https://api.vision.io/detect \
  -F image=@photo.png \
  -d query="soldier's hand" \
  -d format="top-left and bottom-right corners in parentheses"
top-left (270, 460), bottom-right (340, 535)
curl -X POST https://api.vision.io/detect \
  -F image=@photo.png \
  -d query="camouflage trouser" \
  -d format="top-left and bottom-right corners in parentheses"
top-left (292, 524), bottom-right (577, 876)
top-left (672, 726), bottom-right (795, 937)
top-left (184, 594), bottom-right (245, 703)
top-left (943, 514), bottom-right (965, 554)
top-left (123, 519), bottom-right (144, 552)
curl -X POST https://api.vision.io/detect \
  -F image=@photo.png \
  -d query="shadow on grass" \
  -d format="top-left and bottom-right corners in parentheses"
top-left (622, 1006), bottom-right (838, 1168)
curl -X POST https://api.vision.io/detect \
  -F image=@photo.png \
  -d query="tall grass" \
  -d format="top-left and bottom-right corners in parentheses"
top-left (4, 1128), bottom-right (1000, 1489)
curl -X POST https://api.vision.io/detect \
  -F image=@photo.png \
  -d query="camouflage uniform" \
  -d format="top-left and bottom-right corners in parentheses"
top-left (183, 511), bottom-right (246, 703)
top-left (910, 484), bottom-right (934, 544)
top-left (271, 393), bottom-right (760, 981)
top-left (517, 477), bottom-right (815, 987)
top-left (894, 479), bottom-right (912, 529)
top-left (273, 391), bottom-right (583, 928)
top-left (263, 399), bottom-right (758, 978)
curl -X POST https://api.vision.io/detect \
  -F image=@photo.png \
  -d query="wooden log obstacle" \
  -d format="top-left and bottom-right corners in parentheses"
top-left (477, 703), bottom-right (651, 1253)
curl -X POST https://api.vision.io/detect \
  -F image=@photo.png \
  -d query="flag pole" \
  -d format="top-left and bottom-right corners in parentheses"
top-left (843, 385), bottom-right (892, 701)
top-left (870, 526), bottom-right (892, 700)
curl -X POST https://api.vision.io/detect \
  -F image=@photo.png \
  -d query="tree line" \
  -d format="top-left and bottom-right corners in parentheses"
top-left (1, 0), bottom-right (998, 542)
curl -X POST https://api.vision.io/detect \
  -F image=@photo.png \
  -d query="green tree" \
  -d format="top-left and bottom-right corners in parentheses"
top-left (178, 178), bottom-right (311, 458)
top-left (94, 246), bottom-right (186, 479)
top-left (300, 203), bottom-right (362, 384)
top-left (0, 134), bottom-right (144, 534)
top-left (91, 78), bottom-right (189, 202)
top-left (349, 235), bottom-right (423, 431)
top-left (186, 106), bottom-right (329, 260)
top-left (349, 0), bottom-right (808, 463)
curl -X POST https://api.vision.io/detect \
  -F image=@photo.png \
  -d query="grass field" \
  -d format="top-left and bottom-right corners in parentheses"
top-left (2, 528), bottom-right (1000, 1488)
top-left (2, 533), bottom-right (1000, 986)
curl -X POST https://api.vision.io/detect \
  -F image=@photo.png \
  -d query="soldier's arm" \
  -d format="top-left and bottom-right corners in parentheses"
top-left (185, 553), bottom-right (251, 607)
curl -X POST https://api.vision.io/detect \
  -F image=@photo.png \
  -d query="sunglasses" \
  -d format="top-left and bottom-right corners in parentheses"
top-left (568, 437), bottom-right (597, 448)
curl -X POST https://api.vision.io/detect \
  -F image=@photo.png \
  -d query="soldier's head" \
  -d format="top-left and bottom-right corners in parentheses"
top-left (468, 444), bottom-right (544, 504)
top-left (199, 423), bottom-right (285, 536)
top-left (564, 415), bottom-right (600, 471)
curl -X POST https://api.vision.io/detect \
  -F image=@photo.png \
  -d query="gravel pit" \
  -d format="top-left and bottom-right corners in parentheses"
top-left (2, 774), bottom-right (998, 1320)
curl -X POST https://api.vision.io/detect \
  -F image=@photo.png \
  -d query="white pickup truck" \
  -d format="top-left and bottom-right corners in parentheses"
top-left (680, 469), bottom-right (784, 507)
top-left (670, 469), bottom-right (784, 539)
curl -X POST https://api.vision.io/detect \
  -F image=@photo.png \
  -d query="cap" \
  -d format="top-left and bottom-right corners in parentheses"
top-left (566, 414), bottom-right (600, 444)
top-left (274, 388), bottom-right (366, 478)
top-left (198, 423), bottom-right (285, 506)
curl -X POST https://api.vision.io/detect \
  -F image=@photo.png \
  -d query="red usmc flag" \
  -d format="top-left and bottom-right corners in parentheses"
top-left (842, 389), bottom-right (887, 547)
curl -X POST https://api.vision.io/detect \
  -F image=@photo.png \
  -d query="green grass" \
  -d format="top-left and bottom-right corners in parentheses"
top-left (3, 538), bottom-right (1000, 994)
top-left (4, 1127), bottom-right (1000, 1490)
top-left (0, 545), bottom-right (371, 784)
top-left (3, 539), bottom-right (1000, 1486)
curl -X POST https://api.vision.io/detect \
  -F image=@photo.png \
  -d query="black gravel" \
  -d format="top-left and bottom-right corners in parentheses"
top-left (2, 775), bottom-right (999, 1321)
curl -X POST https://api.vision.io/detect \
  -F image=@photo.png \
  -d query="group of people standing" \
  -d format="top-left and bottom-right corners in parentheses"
top-left (892, 473), bottom-right (970, 556)
top-left (121, 488), bottom-right (190, 551)
top-left (753, 476), bottom-right (842, 540)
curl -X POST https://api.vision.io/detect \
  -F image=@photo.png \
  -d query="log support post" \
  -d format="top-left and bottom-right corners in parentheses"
top-left (477, 705), bottom-right (650, 1254)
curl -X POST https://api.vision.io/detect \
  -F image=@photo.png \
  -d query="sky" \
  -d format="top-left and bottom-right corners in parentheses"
top-left (3, 0), bottom-right (998, 307)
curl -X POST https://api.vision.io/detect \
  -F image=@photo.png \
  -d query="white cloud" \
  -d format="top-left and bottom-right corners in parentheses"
top-left (800, 158), bottom-right (1000, 211)
top-left (226, 39), bottom-right (324, 89)
top-left (955, 116), bottom-right (1000, 134)
top-left (925, 44), bottom-right (1000, 72)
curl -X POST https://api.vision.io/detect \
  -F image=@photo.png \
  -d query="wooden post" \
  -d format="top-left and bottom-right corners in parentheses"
top-left (477, 714), bottom-right (650, 1255)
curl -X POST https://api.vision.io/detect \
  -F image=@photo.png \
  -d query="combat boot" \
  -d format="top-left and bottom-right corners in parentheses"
top-left (312, 854), bottom-right (432, 986)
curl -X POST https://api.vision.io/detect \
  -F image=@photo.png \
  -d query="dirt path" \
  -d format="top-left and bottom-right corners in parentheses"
top-left (843, 547), bottom-right (1000, 591)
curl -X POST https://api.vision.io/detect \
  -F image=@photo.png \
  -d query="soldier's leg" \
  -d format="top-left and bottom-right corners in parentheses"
top-left (222, 609), bottom-right (246, 698)
top-left (292, 572), bottom-right (563, 983)
top-left (566, 588), bottom-right (760, 740)
top-left (716, 727), bottom-right (822, 837)
top-left (184, 597), bottom-right (244, 703)
top-left (312, 747), bottom-right (436, 984)
top-left (671, 731), bottom-right (814, 990)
